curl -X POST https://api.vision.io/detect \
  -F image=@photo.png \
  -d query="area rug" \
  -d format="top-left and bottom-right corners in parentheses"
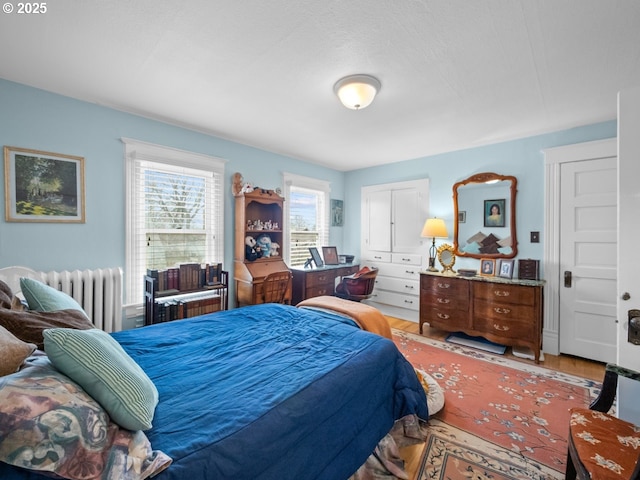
top-left (391, 330), bottom-right (602, 479)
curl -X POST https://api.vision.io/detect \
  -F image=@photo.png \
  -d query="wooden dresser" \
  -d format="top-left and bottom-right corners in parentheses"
top-left (420, 272), bottom-right (545, 363)
top-left (290, 264), bottom-right (359, 305)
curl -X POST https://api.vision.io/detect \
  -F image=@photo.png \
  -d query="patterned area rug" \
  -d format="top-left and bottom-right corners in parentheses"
top-left (391, 330), bottom-right (602, 480)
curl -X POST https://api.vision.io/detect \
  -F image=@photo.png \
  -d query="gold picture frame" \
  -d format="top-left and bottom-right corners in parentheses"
top-left (480, 258), bottom-right (496, 276)
top-left (4, 146), bottom-right (85, 223)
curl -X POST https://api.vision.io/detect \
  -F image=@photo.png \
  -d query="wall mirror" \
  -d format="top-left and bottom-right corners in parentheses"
top-left (453, 172), bottom-right (517, 259)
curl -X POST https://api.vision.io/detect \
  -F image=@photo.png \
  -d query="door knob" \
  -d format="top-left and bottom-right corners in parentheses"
top-left (622, 292), bottom-right (631, 301)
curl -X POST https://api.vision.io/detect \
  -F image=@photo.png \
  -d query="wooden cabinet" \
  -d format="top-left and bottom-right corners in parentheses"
top-left (234, 188), bottom-right (291, 306)
top-left (361, 179), bottom-right (430, 321)
top-left (291, 264), bottom-right (359, 305)
top-left (420, 272), bottom-right (545, 363)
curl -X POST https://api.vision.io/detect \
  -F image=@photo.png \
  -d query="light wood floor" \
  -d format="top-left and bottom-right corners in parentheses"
top-left (387, 316), bottom-right (606, 478)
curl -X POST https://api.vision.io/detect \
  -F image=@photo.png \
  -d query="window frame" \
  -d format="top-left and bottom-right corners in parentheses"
top-left (282, 172), bottom-right (330, 267)
top-left (123, 138), bottom-right (226, 313)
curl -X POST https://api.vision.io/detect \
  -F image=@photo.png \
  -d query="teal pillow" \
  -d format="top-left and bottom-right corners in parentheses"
top-left (20, 277), bottom-right (88, 318)
top-left (43, 328), bottom-right (158, 431)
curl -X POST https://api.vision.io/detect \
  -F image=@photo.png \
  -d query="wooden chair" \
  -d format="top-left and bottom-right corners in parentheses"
top-left (335, 267), bottom-right (378, 302)
top-left (261, 270), bottom-right (292, 304)
top-left (566, 363), bottom-right (640, 480)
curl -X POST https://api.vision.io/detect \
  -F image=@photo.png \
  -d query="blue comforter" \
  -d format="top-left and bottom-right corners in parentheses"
top-left (2, 303), bottom-right (427, 480)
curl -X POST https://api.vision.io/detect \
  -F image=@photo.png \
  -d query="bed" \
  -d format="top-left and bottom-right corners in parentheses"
top-left (0, 271), bottom-right (428, 480)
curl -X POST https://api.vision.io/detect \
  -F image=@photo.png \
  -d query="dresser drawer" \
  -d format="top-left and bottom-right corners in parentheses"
top-left (375, 276), bottom-right (419, 296)
top-left (362, 251), bottom-right (392, 263)
top-left (473, 282), bottom-right (536, 306)
top-left (422, 306), bottom-right (470, 330)
top-left (375, 263), bottom-right (422, 280)
top-left (305, 285), bottom-right (334, 298)
top-left (420, 291), bottom-right (469, 312)
top-left (474, 299), bottom-right (537, 323)
top-left (305, 271), bottom-right (336, 288)
top-left (421, 275), bottom-right (469, 297)
top-left (391, 252), bottom-right (422, 266)
top-left (473, 311), bottom-right (535, 339)
top-left (371, 290), bottom-right (419, 311)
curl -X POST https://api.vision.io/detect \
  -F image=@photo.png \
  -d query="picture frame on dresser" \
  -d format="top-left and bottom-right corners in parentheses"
top-left (498, 259), bottom-right (514, 279)
top-left (309, 247), bottom-right (324, 267)
top-left (480, 258), bottom-right (495, 276)
top-left (322, 246), bottom-right (339, 265)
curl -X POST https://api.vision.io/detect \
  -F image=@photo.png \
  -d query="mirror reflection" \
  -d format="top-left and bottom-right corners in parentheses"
top-left (453, 172), bottom-right (517, 259)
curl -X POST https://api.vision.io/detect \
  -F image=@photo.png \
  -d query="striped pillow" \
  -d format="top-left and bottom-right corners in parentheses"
top-left (43, 328), bottom-right (158, 431)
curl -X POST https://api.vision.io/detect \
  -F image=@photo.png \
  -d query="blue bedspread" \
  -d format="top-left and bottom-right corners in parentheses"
top-left (1, 303), bottom-right (427, 480)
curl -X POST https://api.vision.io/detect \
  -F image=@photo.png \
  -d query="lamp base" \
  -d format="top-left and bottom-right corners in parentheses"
top-left (427, 256), bottom-right (438, 272)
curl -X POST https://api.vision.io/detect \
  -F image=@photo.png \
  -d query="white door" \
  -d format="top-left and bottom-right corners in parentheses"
top-left (363, 189), bottom-right (391, 252)
top-left (391, 188), bottom-right (424, 253)
top-left (559, 157), bottom-right (618, 363)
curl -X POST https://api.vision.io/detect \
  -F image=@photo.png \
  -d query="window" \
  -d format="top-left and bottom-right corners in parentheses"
top-left (283, 173), bottom-right (330, 267)
top-left (124, 139), bottom-right (225, 307)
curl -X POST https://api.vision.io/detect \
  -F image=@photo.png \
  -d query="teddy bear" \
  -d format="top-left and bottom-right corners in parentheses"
top-left (255, 233), bottom-right (272, 258)
top-left (245, 236), bottom-right (261, 261)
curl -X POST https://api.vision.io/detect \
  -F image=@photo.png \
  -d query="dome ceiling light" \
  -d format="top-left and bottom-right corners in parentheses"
top-left (333, 74), bottom-right (381, 110)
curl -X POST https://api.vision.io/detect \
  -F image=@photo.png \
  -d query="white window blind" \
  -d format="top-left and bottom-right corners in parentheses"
top-left (124, 138), bottom-right (225, 307)
top-left (282, 173), bottom-right (330, 267)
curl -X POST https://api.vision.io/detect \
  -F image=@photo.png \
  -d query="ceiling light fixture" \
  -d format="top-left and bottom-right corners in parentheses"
top-left (333, 74), bottom-right (381, 110)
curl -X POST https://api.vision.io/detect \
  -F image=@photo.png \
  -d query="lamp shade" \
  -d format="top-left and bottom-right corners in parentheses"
top-left (334, 74), bottom-right (381, 110)
top-left (421, 218), bottom-right (448, 238)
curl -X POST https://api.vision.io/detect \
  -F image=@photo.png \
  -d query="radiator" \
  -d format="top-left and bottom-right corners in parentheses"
top-left (39, 267), bottom-right (123, 333)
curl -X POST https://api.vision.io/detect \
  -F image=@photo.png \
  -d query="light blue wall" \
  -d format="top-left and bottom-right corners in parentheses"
top-left (0, 78), bottom-right (616, 302)
top-left (343, 121), bottom-right (617, 273)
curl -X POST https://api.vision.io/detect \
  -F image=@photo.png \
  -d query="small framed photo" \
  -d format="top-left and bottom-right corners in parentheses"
top-left (309, 247), bottom-right (324, 267)
top-left (322, 246), bottom-right (339, 265)
top-left (4, 146), bottom-right (85, 223)
top-left (480, 258), bottom-right (496, 276)
top-left (498, 259), bottom-right (514, 279)
top-left (458, 210), bottom-right (466, 223)
top-left (484, 199), bottom-right (505, 227)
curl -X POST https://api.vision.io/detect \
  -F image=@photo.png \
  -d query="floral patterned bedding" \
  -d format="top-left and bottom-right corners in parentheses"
top-left (0, 354), bottom-right (171, 479)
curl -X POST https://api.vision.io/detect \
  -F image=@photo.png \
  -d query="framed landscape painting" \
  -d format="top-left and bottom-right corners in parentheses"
top-left (4, 146), bottom-right (85, 223)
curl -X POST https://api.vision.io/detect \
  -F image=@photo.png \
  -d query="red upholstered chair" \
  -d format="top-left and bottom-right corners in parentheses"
top-left (566, 363), bottom-right (640, 480)
top-left (335, 267), bottom-right (378, 302)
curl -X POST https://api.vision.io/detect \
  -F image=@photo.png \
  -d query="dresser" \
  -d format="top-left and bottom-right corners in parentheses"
top-left (290, 264), bottom-right (359, 305)
top-left (420, 272), bottom-right (545, 363)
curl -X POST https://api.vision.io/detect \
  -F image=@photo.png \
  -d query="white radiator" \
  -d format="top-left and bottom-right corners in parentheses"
top-left (39, 267), bottom-right (123, 333)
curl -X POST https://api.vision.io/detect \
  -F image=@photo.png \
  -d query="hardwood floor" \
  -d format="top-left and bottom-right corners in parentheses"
top-left (387, 316), bottom-right (606, 479)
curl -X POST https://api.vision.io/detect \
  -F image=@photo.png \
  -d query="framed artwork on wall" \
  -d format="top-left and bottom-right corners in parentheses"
top-left (4, 146), bottom-right (85, 223)
top-left (330, 199), bottom-right (344, 226)
top-left (484, 199), bottom-right (505, 227)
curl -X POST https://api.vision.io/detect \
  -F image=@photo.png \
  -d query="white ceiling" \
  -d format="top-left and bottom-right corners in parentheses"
top-left (1, 1), bottom-right (639, 171)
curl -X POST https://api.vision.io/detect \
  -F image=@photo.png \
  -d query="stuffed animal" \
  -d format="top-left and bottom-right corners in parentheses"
top-left (245, 236), bottom-right (260, 261)
top-left (232, 172), bottom-right (243, 196)
top-left (270, 242), bottom-right (280, 257)
top-left (256, 233), bottom-right (272, 258)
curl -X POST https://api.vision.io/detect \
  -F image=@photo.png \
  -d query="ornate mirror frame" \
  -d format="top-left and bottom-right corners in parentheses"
top-left (453, 172), bottom-right (518, 259)
top-left (437, 243), bottom-right (456, 275)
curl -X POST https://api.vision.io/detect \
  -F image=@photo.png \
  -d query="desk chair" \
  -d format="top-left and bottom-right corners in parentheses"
top-left (261, 270), bottom-right (292, 304)
top-left (335, 267), bottom-right (378, 302)
top-left (566, 363), bottom-right (640, 479)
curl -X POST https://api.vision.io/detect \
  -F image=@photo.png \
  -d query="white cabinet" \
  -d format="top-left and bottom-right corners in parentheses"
top-left (361, 179), bottom-right (429, 321)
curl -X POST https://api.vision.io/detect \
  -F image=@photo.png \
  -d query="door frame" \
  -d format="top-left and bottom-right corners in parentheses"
top-left (542, 137), bottom-right (617, 355)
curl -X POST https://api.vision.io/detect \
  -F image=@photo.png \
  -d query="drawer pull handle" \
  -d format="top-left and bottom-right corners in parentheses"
top-left (404, 299), bottom-right (413, 304)
top-left (494, 307), bottom-right (511, 314)
top-left (436, 313), bottom-right (450, 319)
top-left (437, 298), bottom-right (450, 304)
top-left (319, 276), bottom-right (327, 281)
top-left (402, 257), bottom-right (411, 262)
top-left (405, 270), bottom-right (415, 275)
top-left (319, 289), bottom-right (326, 294)
top-left (437, 283), bottom-right (451, 289)
top-left (405, 285), bottom-right (414, 290)
top-left (493, 324), bottom-right (510, 331)
top-left (494, 290), bottom-right (510, 297)
top-left (374, 256), bottom-right (382, 260)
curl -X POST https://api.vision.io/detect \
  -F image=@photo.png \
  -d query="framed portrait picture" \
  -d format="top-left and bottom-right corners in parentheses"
top-left (480, 258), bottom-right (496, 276)
top-left (309, 247), bottom-right (324, 267)
top-left (484, 199), bottom-right (505, 228)
top-left (498, 259), bottom-right (514, 279)
top-left (330, 199), bottom-right (344, 226)
top-left (4, 146), bottom-right (85, 223)
top-left (322, 246), bottom-right (339, 265)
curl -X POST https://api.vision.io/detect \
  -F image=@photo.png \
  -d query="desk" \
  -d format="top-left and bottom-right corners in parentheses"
top-left (291, 264), bottom-right (359, 305)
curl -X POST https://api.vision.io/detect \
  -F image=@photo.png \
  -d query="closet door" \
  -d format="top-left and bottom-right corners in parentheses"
top-left (391, 187), bottom-right (425, 253)
top-left (363, 189), bottom-right (391, 252)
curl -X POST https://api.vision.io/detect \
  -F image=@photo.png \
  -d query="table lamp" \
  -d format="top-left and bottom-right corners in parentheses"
top-left (421, 218), bottom-right (448, 272)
